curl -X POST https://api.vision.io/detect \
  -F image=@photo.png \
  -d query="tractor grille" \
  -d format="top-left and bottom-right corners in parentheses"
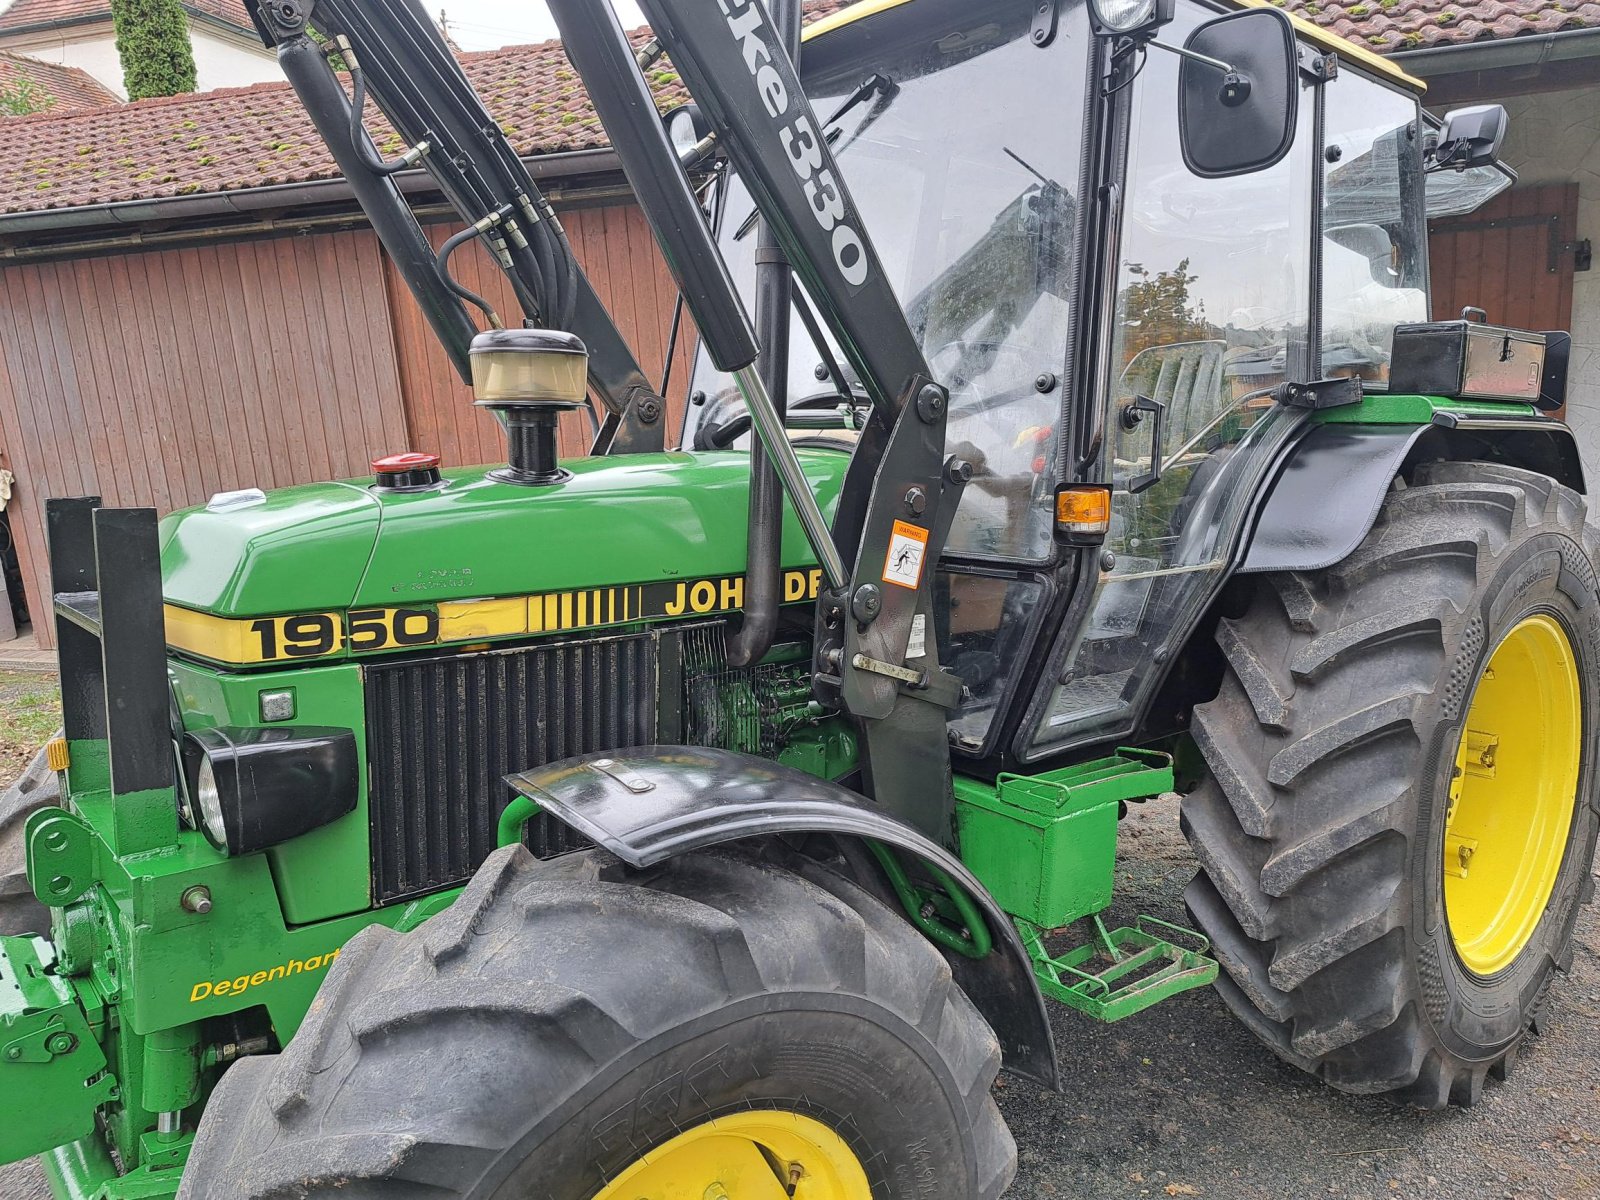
top-left (363, 631), bottom-right (659, 904)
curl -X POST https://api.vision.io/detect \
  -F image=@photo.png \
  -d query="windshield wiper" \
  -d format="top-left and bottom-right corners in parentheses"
top-left (734, 72), bottom-right (899, 243)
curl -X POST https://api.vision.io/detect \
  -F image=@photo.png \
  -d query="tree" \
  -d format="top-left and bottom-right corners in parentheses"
top-left (1119, 257), bottom-right (1214, 362)
top-left (109, 0), bottom-right (197, 100)
top-left (0, 76), bottom-right (55, 115)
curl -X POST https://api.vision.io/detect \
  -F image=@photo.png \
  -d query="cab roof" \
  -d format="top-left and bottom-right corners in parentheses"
top-left (802, 0), bottom-right (1427, 93)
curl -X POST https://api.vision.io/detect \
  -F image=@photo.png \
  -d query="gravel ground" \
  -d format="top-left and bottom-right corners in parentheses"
top-left (998, 794), bottom-right (1600, 1200)
top-left (4, 793), bottom-right (1596, 1199)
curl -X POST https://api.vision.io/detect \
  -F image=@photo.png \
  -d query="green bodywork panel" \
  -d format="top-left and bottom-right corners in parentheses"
top-left (162, 450), bottom-right (847, 619)
top-left (0, 936), bottom-right (116, 1163)
top-left (168, 659), bottom-right (371, 922)
top-left (1312, 392), bottom-right (1537, 425)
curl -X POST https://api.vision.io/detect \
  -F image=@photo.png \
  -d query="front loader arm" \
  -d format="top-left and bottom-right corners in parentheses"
top-left (247, 0), bottom-right (670, 451)
top-left (548, 0), bottom-right (970, 842)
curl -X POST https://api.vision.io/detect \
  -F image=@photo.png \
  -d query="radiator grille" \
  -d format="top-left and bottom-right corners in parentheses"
top-left (363, 631), bottom-right (659, 904)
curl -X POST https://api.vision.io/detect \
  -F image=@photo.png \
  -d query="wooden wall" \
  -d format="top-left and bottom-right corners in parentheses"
top-left (0, 199), bottom-right (696, 648)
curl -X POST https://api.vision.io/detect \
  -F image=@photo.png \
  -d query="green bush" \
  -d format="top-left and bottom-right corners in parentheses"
top-left (0, 77), bottom-right (55, 115)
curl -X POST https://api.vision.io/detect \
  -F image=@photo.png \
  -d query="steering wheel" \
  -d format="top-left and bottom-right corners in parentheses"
top-left (694, 391), bottom-right (865, 451)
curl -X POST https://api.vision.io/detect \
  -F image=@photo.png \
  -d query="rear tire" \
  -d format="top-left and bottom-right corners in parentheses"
top-left (179, 840), bottom-right (1015, 1198)
top-left (1182, 461), bottom-right (1600, 1105)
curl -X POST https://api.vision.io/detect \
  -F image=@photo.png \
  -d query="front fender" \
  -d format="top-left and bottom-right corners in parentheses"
top-left (507, 746), bottom-right (1061, 1090)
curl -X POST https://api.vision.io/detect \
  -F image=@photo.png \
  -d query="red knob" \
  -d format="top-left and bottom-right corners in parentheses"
top-left (372, 452), bottom-right (441, 473)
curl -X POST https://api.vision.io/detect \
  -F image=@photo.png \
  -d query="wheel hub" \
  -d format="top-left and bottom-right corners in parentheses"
top-left (589, 1111), bottom-right (871, 1199)
top-left (1444, 613), bottom-right (1583, 976)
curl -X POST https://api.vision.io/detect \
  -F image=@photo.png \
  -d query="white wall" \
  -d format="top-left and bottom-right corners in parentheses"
top-left (0, 17), bottom-right (280, 97)
top-left (1495, 87), bottom-right (1600, 474)
top-left (189, 23), bottom-right (282, 92)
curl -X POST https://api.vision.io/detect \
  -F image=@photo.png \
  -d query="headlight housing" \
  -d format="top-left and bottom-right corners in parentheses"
top-left (184, 726), bottom-right (358, 856)
top-left (1089, 0), bottom-right (1174, 36)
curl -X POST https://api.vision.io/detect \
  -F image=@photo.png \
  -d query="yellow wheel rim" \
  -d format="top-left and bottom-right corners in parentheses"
top-left (1444, 613), bottom-right (1583, 976)
top-left (590, 1111), bottom-right (872, 1200)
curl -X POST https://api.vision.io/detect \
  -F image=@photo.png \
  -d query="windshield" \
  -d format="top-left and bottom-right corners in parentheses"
top-left (682, 0), bottom-right (1091, 562)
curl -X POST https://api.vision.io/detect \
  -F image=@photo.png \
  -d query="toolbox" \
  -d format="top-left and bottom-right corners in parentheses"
top-left (1389, 319), bottom-right (1547, 404)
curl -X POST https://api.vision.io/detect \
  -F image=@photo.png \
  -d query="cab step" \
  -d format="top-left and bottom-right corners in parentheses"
top-left (1020, 914), bottom-right (1218, 1022)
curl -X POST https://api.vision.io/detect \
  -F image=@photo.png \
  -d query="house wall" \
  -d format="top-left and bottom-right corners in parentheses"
top-left (0, 198), bottom-right (695, 648)
top-left (0, 16), bottom-right (281, 97)
top-left (188, 22), bottom-right (283, 92)
top-left (1495, 87), bottom-right (1600, 469)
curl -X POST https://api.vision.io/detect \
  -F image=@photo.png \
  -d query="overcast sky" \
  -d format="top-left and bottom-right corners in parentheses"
top-left (434, 0), bottom-right (646, 51)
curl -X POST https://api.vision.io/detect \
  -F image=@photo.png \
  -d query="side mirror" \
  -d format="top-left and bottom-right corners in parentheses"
top-left (1429, 104), bottom-right (1508, 173)
top-left (662, 102), bottom-right (714, 167)
top-left (1177, 8), bottom-right (1298, 179)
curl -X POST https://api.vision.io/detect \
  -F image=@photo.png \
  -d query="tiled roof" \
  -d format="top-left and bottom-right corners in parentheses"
top-left (0, 0), bottom-right (1592, 218)
top-left (0, 0), bottom-right (253, 34)
top-left (0, 48), bottom-right (117, 110)
top-left (0, 34), bottom-right (672, 213)
top-left (1282, 0), bottom-right (1600, 52)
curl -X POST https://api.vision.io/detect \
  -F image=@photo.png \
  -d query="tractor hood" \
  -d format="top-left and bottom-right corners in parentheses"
top-left (161, 449), bottom-right (847, 619)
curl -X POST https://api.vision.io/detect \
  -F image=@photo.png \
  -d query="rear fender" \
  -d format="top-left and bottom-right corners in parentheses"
top-left (1240, 416), bottom-right (1585, 575)
top-left (506, 746), bottom-right (1061, 1090)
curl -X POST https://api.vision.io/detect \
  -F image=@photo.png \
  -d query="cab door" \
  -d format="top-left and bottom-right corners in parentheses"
top-left (1021, 7), bottom-right (1323, 759)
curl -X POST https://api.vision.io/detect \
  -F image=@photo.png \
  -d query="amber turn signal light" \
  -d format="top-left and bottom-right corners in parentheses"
top-left (1056, 486), bottom-right (1112, 544)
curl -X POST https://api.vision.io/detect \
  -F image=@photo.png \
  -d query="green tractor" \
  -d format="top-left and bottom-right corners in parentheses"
top-left (2, 0), bottom-right (1594, 1194)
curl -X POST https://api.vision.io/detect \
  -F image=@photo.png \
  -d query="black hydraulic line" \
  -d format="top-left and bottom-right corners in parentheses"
top-left (270, 29), bottom-right (478, 380)
top-left (255, 0), bottom-right (665, 431)
top-left (790, 286), bottom-right (852, 406)
top-left (436, 222), bottom-right (504, 328)
top-left (726, 0), bottom-right (800, 671)
top-left (659, 292), bottom-right (686, 398)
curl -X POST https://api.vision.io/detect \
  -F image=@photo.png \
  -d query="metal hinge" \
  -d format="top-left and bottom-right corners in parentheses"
top-left (1567, 239), bottom-right (1593, 272)
top-left (1030, 0), bottom-right (1060, 47)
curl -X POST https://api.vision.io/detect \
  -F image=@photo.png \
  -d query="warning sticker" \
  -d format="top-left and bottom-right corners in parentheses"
top-left (883, 521), bottom-right (930, 590)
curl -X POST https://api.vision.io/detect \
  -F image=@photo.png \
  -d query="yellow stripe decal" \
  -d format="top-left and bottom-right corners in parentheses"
top-left (164, 568), bottom-right (828, 667)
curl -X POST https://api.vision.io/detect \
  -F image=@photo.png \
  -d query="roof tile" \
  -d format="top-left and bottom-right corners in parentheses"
top-left (1, 0), bottom-right (1592, 216)
top-left (0, 48), bottom-right (118, 110)
top-left (1281, 0), bottom-right (1600, 50)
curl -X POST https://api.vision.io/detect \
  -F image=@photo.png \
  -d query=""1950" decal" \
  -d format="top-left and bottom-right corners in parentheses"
top-left (164, 568), bottom-right (825, 665)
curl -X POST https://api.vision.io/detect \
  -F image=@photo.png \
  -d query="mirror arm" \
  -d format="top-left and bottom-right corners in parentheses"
top-left (1146, 37), bottom-right (1234, 74)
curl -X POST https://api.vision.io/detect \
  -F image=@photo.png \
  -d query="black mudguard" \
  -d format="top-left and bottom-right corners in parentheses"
top-left (508, 746), bottom-right (1061, 1090)
top-left (1241, 416), bottom-right (1586, 575)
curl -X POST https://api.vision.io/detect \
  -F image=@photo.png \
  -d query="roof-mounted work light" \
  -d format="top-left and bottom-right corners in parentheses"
top-left (1089, 0), bottom-right (1175, 37)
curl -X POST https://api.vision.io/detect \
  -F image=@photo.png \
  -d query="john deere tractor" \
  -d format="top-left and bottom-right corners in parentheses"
top-left (2, 0), bottom-right (1594, 1195)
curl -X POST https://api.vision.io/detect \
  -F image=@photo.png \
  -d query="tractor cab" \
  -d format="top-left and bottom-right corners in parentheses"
top-left (684, 0), bottom-right (1517, 764)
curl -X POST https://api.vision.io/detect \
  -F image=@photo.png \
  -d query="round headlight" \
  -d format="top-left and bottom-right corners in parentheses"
top-left (1089, 0), bottom-right (1170, 35)
top-left (195, 755), bottom-right (228, 850)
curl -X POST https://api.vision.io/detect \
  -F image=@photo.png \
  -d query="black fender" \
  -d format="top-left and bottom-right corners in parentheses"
top-left (1240, 415), bottom-right (1586, 575)
top-left (507, 746), bottom-right (1061, 1090)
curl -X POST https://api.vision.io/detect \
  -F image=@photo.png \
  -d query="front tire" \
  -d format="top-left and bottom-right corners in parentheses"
top-left (1182, 460), bottom-right (1600, 1106)
top-left (0, 743), bottom-right (59, 936)
top-left (180, 841), bottom-right (1015, 1198)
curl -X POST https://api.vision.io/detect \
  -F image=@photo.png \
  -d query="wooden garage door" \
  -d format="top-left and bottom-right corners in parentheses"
top-left (1428, 182), bottom-right (1580, 333)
